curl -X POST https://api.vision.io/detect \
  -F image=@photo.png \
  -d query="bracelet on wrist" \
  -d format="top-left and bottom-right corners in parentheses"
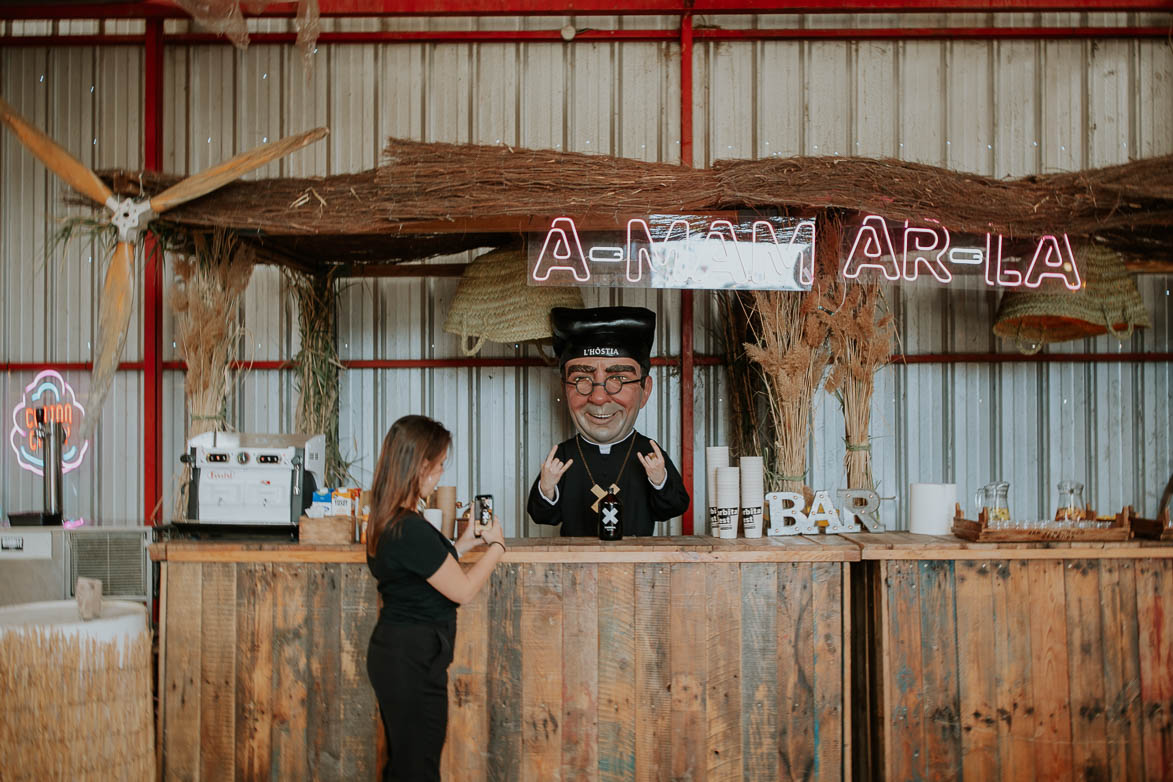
top-left (489, 540), bottom-right (506, 554)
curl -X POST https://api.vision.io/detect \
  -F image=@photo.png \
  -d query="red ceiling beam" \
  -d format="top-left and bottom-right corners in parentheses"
top-left (2, 0), bottom-right (1170, 19)
top-left (3, 26), bottom-right (1168, 47)
top-left (4, 25), bottom-right (1171, 47)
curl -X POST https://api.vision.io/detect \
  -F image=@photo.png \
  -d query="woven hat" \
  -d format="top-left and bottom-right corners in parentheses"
top-left (444, 246), bottom-right (585, 355)
top-left (993, 243), bottom-right (1151, 353)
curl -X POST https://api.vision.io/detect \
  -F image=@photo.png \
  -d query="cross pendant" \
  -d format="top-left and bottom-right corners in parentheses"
top-left (589, 483), bottom-right (621, 513)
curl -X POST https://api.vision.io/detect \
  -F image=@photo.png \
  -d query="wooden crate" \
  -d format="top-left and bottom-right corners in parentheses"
top-left (298, 514), bottom-right (355, 544)
top-left (861, 552), bottom-right (1173, 781)
top-left (1131, 507), bottom-right (1173, 541)
top-left (951, 503), bottom-right (1132, 543)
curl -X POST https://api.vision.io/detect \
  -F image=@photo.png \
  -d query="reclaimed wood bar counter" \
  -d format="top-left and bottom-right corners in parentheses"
top-left (853, 533), bottom-right (1173, 781)
top-left (151, 534), bottom-right (859, 781)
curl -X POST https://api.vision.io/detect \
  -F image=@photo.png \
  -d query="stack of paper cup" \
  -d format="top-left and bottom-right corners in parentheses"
top-left (739, 456), bottom-right (765, 538)
top-left (714, 466), bottom-right (740, 539)
top-left (705, 446), bottom-right (730, 536)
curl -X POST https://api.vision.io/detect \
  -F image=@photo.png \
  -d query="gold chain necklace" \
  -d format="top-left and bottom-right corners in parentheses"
top-left (575, 434), bottom-right (637, 513)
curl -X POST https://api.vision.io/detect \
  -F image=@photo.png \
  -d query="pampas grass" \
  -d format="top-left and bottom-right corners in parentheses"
top-left (170, 228), bottom-right (255, 518)
top-left (824, 280), bottom-right (895, 491)
top-left (286, 268), bottom-right (350, 487)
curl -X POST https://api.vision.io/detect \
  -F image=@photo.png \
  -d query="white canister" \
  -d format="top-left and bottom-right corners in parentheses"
top-left (908, 483), bottom-right (957, 535)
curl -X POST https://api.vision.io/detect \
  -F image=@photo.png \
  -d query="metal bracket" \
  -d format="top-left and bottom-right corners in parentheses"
top-left (107, 196), bottom-right (154, 243)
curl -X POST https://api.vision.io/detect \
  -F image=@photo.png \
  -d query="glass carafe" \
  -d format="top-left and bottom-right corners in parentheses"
top-left (1054, 481), bottom-right (1085, 521)
top-left (975, 481), bottom-right (1011, 522)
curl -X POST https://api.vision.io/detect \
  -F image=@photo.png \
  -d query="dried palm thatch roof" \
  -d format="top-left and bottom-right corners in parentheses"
top-left (98, 138), bottom-right (1173, 271)
top-left (714, 155), bottom-right (1173, 260)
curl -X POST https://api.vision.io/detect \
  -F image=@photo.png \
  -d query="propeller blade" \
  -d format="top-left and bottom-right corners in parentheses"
top-left (150, 126), bottom-right (328, 214)
top-left (0, 95), bottom-right (114, 207)
top-left (78, 240), bottom-right (136, 442)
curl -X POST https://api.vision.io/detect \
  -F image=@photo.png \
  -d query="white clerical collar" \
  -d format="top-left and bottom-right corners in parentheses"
top-left (578, 429), bottom-right (635, 455)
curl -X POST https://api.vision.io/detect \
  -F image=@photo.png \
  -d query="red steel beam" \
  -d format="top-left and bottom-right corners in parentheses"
top-left (4, 26), bottom-right (1169, 47)
top-left (2, 362), bottom-right (146, 372)
top-left (9, 352), bottom-right (1170, 374)
top-left (143, 18), bottom-right (165, 525)
top-left (679, 12), bottom-right (695, 535)
top-left (2, 0), bottom-right (1170, 19)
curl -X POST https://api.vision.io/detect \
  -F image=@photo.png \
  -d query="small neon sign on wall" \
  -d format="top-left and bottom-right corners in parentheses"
top-left (9, 370), bottom-right (89, 476)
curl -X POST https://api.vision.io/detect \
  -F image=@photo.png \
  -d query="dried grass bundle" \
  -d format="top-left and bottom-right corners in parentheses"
top-left (95, 150), bottom-right (1173, 269)
top-left (824, 281), bottom-right (896, 491)
top-left (377, 137), bottom-right (717, 221)
top-left (743, 250), bottom-right (838, 493)
top-left (715, 154), bottom-right (1173, 260)
top-left (0, 628), bottom-right (154, 780)
top-left (170, 228), bottom-right (255, 518)
top-left (287, 268), bottom-right (349, 486)
top-left (718, 291), bottom-right (773, 467)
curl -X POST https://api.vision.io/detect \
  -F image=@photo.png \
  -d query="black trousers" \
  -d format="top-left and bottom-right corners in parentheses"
top-left (366, 620), bottom-right (457, 782)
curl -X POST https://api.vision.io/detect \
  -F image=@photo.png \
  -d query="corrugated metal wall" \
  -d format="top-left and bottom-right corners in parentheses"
top-left (2, 13), bottom-right (1171, 532)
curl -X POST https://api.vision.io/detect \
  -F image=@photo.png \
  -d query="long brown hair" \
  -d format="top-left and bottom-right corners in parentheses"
top-left (366, 415), bottom-right (451, 556)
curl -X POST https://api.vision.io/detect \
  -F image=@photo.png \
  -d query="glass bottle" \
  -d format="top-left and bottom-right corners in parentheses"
top-left (598, 489), bottom-right (623, 541)
top-left (1054, 481), bottom-right (1085, 521)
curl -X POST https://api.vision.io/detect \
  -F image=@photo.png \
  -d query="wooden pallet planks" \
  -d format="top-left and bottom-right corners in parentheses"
top-left (158, 551), bottom-right (851, 782)
top-left (634, 562), bottom-right (669, 782)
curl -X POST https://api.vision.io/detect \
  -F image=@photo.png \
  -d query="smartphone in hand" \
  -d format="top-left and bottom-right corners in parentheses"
top-left (474, 495), bottom-right (493, 537)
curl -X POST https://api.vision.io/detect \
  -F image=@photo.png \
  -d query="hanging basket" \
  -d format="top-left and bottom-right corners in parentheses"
top-left (443, 246), bottom-right (585, 355)
top-left (993, 243), bottom-right (1151, 351)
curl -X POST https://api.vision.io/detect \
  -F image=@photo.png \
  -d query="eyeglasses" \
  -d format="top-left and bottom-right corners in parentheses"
top-left (566, 375), bottom-right (645, 396)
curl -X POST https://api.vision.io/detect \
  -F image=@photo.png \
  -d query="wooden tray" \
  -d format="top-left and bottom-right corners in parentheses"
top-left (298, 514), bottom-right (356, 545)
top-left (1129, 507), bottom-right (1172, 541)
top-left (951, 503), bottom-right (1132, 543)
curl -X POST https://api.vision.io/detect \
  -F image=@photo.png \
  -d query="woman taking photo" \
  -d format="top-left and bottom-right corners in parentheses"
top-left (365, 415), bottom-right (506, 781)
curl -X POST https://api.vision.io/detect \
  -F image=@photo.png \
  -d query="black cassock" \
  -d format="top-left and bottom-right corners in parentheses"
top-left (527, 431), bottom-right (691, 537)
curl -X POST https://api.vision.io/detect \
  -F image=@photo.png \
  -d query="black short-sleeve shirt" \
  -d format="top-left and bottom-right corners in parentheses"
top-left (367, 512), bottom-right (459, 625)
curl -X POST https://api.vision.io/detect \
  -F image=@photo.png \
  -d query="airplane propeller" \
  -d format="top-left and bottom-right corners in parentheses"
top-left (0, 95), bottom-right (327, 440)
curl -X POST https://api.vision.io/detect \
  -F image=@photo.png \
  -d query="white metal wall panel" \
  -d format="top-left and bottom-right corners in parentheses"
top-left (1, 44), bottom-right (144, 524)
top-left (3, 19), bottom-right (1172, 529)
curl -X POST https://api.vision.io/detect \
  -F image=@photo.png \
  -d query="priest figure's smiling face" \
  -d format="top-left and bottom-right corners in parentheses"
top-left (564, 357), bottom-right (653, 444)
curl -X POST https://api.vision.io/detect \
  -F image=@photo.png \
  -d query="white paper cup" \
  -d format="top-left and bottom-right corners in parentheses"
top-left (706, 446), bottom-right (730, 535)
top-left (715, 466), bottom-right (740, 538)
top-left (739, 456), bottom-right (764, 538)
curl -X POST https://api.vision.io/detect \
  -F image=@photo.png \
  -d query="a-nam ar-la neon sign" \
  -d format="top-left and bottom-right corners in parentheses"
top-left (527, 214), bottom-right (1081, 292)
top-left (9, 370), bottom-right (89, 476)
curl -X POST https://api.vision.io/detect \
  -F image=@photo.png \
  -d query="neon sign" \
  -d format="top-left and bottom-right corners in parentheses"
top-left (842, 215), bottom-right (1081, 290)
top-left (527, 213), bottom-right (1081, 291)
top-left (529, 214), bottom-right (815, 291)
top-left (9, 370), bottom-right (89, 476)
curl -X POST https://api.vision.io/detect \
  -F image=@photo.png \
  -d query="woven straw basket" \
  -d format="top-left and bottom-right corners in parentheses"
top-left (444, 246), bottom-right (584, 355)
top-left (0, 601), bottom-right (155, 781)
top-left (993, 243), bottom-right (1151, 352)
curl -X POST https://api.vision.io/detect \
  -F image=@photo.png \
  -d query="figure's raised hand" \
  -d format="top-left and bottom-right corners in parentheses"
top-left (637, 439), bottom-right (667, 486)
top-left (539, 444), bottom-right (573, 500)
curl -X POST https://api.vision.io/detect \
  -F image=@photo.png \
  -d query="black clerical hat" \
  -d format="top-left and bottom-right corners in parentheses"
top-left (551, 306), bottom-right (656, 373)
